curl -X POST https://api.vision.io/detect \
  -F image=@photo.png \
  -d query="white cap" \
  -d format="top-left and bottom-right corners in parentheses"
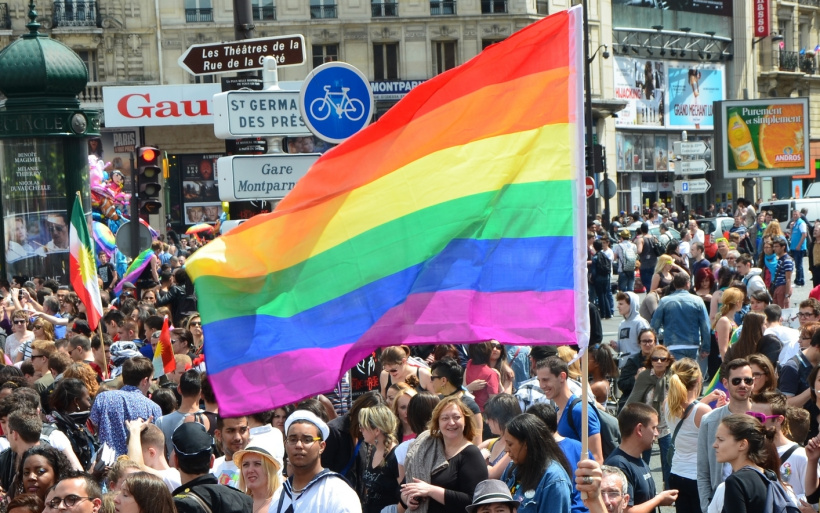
top-left (284, 410), bottom-right (330, 440)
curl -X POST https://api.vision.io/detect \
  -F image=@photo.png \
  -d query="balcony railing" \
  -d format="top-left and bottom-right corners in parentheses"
top-left (777, 50), bottom-right (800, 71)
top-left (252, 5), bottom-right (275, 20)
top-left (52, 1), bottom-right (101, 28)
top-left (798, 0), bottom-right (819, 7)
top-left (372, 1), bottom-right (398, 16)
top-left (431, 0), bottom-right (456, 15)
top-left (0, 4), bottom-right (9, 29)
top-left (310, 4), bottom-right (337, 18)
top-left (185, 8), bottom-right (213, 22)
top-left (536, 1), bottom-right (548, 14)
top-left (481, 0), bottom-right (507, 13)
top-left (801, 54), bottom-right (817, 74)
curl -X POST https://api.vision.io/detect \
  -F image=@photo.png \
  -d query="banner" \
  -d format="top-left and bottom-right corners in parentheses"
top-left (754, 0), bottom-right (769, 37)
top-left (613, 0), bottom-right (731, 17)
top-left (717, 98), bottom-right (810, 179)
top-left (667, 64), bottom-right (725, 130)
top-left (613, 56), bottom-right (666, 128)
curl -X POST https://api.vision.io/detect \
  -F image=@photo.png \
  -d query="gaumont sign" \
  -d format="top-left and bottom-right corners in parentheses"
top-left (103, 84), bottom-right (222, 127)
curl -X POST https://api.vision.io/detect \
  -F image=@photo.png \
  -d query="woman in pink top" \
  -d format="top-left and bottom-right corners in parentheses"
top-left (465, 341), bottom-right (500, 412)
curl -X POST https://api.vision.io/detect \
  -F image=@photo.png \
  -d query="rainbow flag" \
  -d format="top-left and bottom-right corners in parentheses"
top-left (69, 195), bottom-right (103, 331)
top-left (187, 7), bottom-right (588, 415)
top-left (113, 248), bottom-right (153, 294)
top-left (153, 316), bottom-right (175, 378)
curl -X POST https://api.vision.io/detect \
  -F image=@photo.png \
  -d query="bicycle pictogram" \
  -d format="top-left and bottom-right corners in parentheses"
top-left (309, 86), bottom-right (366, 122)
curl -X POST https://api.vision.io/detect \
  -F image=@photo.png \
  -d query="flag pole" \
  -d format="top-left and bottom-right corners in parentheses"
top-left (581, 346), bottom-right (589, 457)
top-left (97, 324), bottom-right (108, 380)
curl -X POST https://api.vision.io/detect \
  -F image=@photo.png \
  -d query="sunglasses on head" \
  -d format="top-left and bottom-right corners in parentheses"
top-left (731, 377), bottom-right (754, 386)
top-left (746, 411), bottom-right (780, 423)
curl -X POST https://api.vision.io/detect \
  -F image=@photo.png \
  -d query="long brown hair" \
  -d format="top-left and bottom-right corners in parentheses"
top-left (725, 312), bottom-right (766, 362)
top-left (121, 472), bottom-right (176, 513)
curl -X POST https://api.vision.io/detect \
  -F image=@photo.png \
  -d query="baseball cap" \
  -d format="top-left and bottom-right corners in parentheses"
top-left (172, 422), bottom-right (213, 458)
top-left (121, 281), bottom-right (136, 290)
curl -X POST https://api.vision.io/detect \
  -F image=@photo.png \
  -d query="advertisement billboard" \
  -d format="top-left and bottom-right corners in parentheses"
top-left (666, 64), bottom-right (725, 130)
top-left (612, 0), bottom-right (731, 17)
top-left (716, 98), bottom-right (810, 179)
top-left (616, 132), bottom-right (713, 173)
top-left (614, 57), bottom-right (725, 130)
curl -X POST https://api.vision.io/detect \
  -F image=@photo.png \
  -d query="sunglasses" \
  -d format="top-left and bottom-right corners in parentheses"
top-left (13, 320), bottom-right (26, 325)
top-left (190, 322), bottom-right (202, 327)
top-left (746, 411), bottom-right (780, 423)
top-left (650, 356), bottom-right (668, 363)
top-left (730, 377), bottom-right (755, 386)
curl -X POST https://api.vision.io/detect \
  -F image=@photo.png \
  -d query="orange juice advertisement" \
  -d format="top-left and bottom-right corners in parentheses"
top-left (719, 98), bottom-right (810, 179)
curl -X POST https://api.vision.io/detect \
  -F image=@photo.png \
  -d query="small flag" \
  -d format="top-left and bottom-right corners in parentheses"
top-left (800, 47), bottom-right (806, 55)
top-left (69, 195), bottom-right (103, 331)
top-left (814, 44), bottom-right (819, 53)
top-left (153, 317), bottom-right (174, 378)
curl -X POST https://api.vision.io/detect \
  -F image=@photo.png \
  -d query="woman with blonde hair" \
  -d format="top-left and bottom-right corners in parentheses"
top-left (379, 345), bottom-right (432, 397)
top-left (665, 358), bottom-right (724, 513)
top-left (713, 287), bottom-right (744, 359)
top-left (763, 218), bottom-right (784, 239)
top-left (357, 404), bottom-right (400, 513)
top-left (31, 319), bottom-right (54, 341)
top-left (390, 386), bottom-right (417, 443)
top-left (233, 438), bottom-right (282, 513)
top-left (651, 254), bottom-right (687, 292)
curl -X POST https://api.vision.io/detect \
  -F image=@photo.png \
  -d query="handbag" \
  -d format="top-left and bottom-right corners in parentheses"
top-left (667, 401), bottom-right (697, 465)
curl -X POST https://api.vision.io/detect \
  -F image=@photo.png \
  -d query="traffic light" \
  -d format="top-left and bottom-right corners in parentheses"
top-left (136, 146), bottom-right (162, 215)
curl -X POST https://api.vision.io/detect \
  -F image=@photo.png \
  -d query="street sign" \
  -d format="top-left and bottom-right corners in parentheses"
top-left (676, 160), bottom-right (710, 174)
top-left (178, 35), bottom-right (306, 76)
top-left (216, 154), bottom-right (320, 202)
top-left (598, 178), bottom-right (617, 199)
top-left (674, 141), bottom-right (708, 156)
top-left (213, 90), bottom-right (312, 139)
top-left (674, 178), bottom-right (711, 195)
top-left (300, 62), bottom-right (374, 144)
top-left (585, 176), bottom-right (595, 198)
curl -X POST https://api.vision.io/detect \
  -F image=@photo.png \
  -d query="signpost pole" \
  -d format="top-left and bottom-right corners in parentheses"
top-left (129, 152), bottom-right (139, 260)
top-left (262, 57), bottom-right (284, 155)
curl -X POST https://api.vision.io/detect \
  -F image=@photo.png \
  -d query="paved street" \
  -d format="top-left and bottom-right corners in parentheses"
top-left (599, 261), bottom-right (813, 511)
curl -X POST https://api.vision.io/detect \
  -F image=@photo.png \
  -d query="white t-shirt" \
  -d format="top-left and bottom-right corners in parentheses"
top-left (779, 443), bottom-right (808, 497)
top-left (395, 439), bottom-right (412, 466)
top-left (211, 456), bottom-right (240, 488)
top-left (157, 467), bottom-right (182, 492)
top-left (769, 325), bottom-right (802, 364)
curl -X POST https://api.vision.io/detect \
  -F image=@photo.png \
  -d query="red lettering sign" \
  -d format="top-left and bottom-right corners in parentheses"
top-left (116, 94), bottom-right (212, 119)
top-left (754, 0), bottom-right (769, 38)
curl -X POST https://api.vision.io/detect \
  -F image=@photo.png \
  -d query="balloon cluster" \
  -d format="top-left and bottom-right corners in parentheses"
top-left (89, 155), bottom-right (132, 233)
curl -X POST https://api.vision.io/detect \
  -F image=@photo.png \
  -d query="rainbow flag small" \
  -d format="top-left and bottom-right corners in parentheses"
top-left (69, 195), bottom-right (103, 331)
top-left (187, 7), bottom-right (588, 415)
top-left (114, 248), bottom-right (153, 294)
top-left (153, 316), bottom-right (174, 378)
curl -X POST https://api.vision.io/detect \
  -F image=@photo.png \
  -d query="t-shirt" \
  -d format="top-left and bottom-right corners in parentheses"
top-left (774, 253), bottom-right (795, 287)
top-left (156, 410), bottom-right (189, 457)
top-left (604, 447), bottom-right (656, 509)
top-left (556, 395), bottom-right (601, 448)
top-left (778, 443), bottom-right (808, 497)
top-left (158, 467), bottom-right (182, 492)
top-left (211, 456), bottom-right (239, 489)
top-left (779, 352), bottom-right (812, 400)
top-left (722, 467), bottom-right (771, 513)
top-left (464, 361), bottom-right (500, 411)
top-left (360, 448), bottom-right (400, 513)
top-left (790, 218), bottom-right (808, 251)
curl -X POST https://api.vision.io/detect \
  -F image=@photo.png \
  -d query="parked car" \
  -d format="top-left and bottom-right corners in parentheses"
top-left (697, 217), bottom-right (735, 241)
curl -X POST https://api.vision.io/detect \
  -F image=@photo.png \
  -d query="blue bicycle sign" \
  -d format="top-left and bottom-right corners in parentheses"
top-left (300, 62), bottom-right (374, 144)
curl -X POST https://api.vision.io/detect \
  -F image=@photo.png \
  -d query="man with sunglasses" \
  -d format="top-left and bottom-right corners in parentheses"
top-left (697, 358), bottom-right (754, 513)
top-left (35, 213), bottom-right (69, 256)
top-left (48, 470), bottom-right (102, 513)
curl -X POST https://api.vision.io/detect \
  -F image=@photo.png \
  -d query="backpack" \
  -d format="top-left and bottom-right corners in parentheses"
top-left (567, 397), bottom-right (621, 459)
top-left (745, 466), bottom-right (800, 513)
top-left (619, 242), bottom-right (638, 272)
top-left (595, 252), bottom-right (611, 276)
top-left (648, 236), bottom-right (664, 257)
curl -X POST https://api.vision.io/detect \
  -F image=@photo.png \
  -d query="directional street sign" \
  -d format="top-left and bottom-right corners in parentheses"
top-left (675, 141), bottom-right (708, 156)
top-left (300, 62), bottom-right (374, 144)
top-left (178, 35), bottom-right (306, 76)
top-left (213, 90), bottom-right (312, 139)
top-left (217, 154), bottom-right (320, 202)
top-left (674, 178), bottom-right (711, 195)
top-left (676, 160), bottom-right (710, 175)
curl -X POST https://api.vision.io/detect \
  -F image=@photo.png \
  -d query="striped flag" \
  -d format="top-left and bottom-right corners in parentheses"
top-left (187, 6), bottom-right (588, 415)
top-left (153, 316), bottom-right (175, 378)
top-left (69, 194), bottom-right (103, 331)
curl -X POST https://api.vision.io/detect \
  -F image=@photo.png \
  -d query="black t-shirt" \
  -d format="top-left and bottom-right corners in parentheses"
top-left (428, 444), bottom-right (488, 513)
top-left (361, 448), bottom-right (400, 513)
top-left (779, 352), bottom-right (812, 401)
top-left (722, 467), bottom-right (771, 513)
top-left (98, 263), bottom-right (115, 288)
top-left (604, 447), bottom-right (656, 509)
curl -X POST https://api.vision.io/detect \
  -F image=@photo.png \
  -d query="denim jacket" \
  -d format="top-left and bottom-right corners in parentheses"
top-left (503, 460), bottom-right (574, 513)
top-left (650, 289), bottom-right (711, 353)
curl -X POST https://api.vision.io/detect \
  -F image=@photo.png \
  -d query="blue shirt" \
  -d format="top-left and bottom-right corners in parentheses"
top-left (558, 438), bottom-right (588, 513)
top-left (650, 289), bottom-right (711, 352)
top-left (774, 253), bottom-right (795, 287)
top-left (503, 460), bottom-right (573, 513)
top-left (90, 385), bottom-right (162, 456)
top-left (506, 346), bottom-right (531, 390)
top-left (557, 395), bottom-right (601, 444)
top-left (790, 218), bottom-right (808, 251)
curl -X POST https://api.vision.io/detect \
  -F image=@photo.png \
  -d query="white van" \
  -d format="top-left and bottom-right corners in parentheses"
top-left (760, 185), bottom-right (820, 226)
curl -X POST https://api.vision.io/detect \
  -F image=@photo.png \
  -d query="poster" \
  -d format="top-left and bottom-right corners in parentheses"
top-left (1, 139), bottom-right (71, 282)
top-left (613, 57), bottom-right (666, 128)
top-left (176, 154), bottom-right (223, 225)
top-left (717, 98), bottom-right (810, 179)
top-left (93, 129), bottom-right (140, 194)
top-left (667, 64), bottom-right (725, 130)
top-left (654, 135), bottom-right (668, 171)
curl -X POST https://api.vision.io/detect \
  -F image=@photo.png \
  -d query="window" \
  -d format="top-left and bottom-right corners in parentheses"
top-left (77, 50), bottom-right (98, 82)
top-left (430, 1), bottom-right (456, 15)
top-left (371, 0), bottom-right (397, 17)
top-left (481, 39), bottom-right (504, 50)
top-left (252, 0), bottom-right (275, 20)
top-left (373, 43), bottom-right (399, 80)
top-left (432, 41), bottom-right (456, 75)
top-left (310, 0), bottom-right (337, 19)
top-left (481, 0), bottom-right (507, 13)
top-left (536, 1), bottom-right (548, 14)
top-left (185, 0), bottom-right (213, 22)
top-left (194, 75), bottom-right (216, 84)
top-left (313, 44), bottom-right (339, 69)
top-left (53, 0), bottom-right (99, 27)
